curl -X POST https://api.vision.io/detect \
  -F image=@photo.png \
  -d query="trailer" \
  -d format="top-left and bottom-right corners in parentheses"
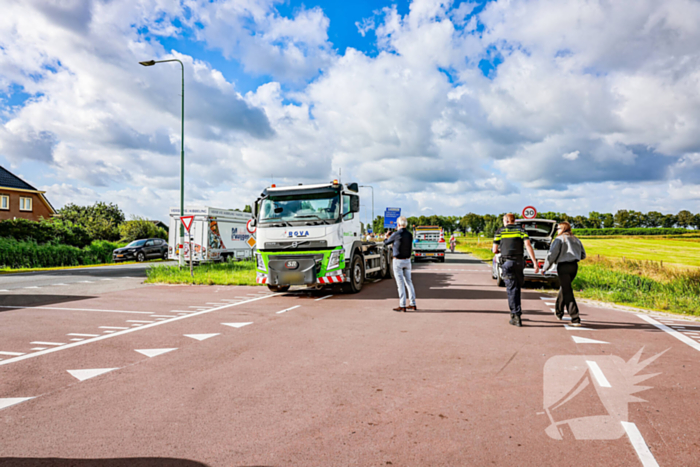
top-left (251, 180), bottom-right (393, 293)
top-left (168, 207), bottom-right (254, 263)
top-left (413, 226), bottom-right (447, 262)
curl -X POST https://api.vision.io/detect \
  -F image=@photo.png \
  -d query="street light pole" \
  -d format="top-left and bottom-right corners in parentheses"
top-left (359, 185), bottom-right (374, 232)
top-left (139, 59), bottom-right (185, 267)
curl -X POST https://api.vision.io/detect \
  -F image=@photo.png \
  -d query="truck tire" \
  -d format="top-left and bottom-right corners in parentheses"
top-left (383, 253), bottom-right (394, 279)
top-left (268, 285), bottom-right (290, 293)
top-left (379, 250), bottom-right (389, 278)
top-left (440, 257), bottom-right (446, 263)
top-left (342, 254), bottom-right (364, 294)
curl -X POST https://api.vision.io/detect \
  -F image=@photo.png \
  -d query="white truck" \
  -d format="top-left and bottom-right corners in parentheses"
top-left (168, 206), bottom-right (255, 263)
top-left (413, 226), bottom-right (447, 262)
top-left (251, 180), bottom-right (393, 293)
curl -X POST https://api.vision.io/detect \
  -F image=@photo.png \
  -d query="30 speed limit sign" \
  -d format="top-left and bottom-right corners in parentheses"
top-left (522, 206), bottom-right (537, 219)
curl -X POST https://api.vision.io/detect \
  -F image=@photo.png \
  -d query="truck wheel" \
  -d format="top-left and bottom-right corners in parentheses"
top-left (268, 285), bottom-right (290, 293)
top-left (379, 251), bottom-right (389, 278)
top-left (440, 257), bottom-right (446, 263)
top-left (342, 254), bottom-right (364, 294)
top-left (383, 253), bottom-right (394, 279)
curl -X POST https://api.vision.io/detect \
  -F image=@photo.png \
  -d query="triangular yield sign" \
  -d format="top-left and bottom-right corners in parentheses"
top-left (67, 368), bottom-right (118, 382)
top-left (0, 397), bottom-right (33, 411)
top-left (221, 322), bottom-right (253, 329)
top-left (184, 333), bottom-right (219, 341)
top-left (180, 216), bottom-right (195, 232)
top-left (572, 336), bottom-right (609, 344)
top-left (135, 348), bottom-right (177, 358)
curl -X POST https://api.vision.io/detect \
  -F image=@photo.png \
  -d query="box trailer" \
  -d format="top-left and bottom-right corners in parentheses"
top-left (168, 207), bottom-right (255, 263)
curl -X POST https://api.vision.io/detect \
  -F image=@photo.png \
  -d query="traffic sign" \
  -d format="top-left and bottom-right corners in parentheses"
top-left (522, 206), bottom-right (537, 219)
top-left (384, 207), bottom-right (401, 229)
top-left (180, 216), bottom-right (194, 232)
top-left (246, 236), bottom-right (256, 249)
top-left (246, 218), bottom-right (257, 234)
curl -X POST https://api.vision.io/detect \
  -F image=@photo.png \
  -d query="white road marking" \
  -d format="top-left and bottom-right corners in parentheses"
top-left (221, 299), bottom-right (240, 302)
top-left (30, 341), bottom-right (65, 346)
top-left (564, 325), bottom-right (594, 330)
top-left (170, 310), bottom-right (196, 313)
top-left (99, 326), bottom-right (129, 330)
top-left (0, 306), bottom-right (152, 314)
top-left (540, 297), bottom-right (555, 300)
top-left (149, 315), bottom-right (176, 318)
top-left (103, 331), bottom-right (115, 333)
top-left (277, 305), bottom-right (301, 314)
top-left (0, 397), bottom-right (33, 411)
top-left (621, 421), bottom-right (660, 467)
top-left (184, 333), bottom-right (220, 341)
top-left (316, 295), bottom-right (333, 301)
top-left (638, 315), bottom-right (700, 352)
top-left (30, 348), bottom-right (46, 351)
top-left (189, 306), bottom-right (209, 308)
top-left (78, 281), bottom-right (94, 283)
top-left (67, 333), bottom-right (99, 337)
top-left (545, 302), bottom-right (555, 306)
top-left (586, 361), bottom-right (612, 388)
top-left (69, 338), bottom-right (84, 341)
top-left (0, 289), bottom-right (8, 292)
top-left (221, 322), bottom-right (253, 328)
top-left (131, 324), bottom-right (142, 327)
top-left (99, 278), bottom-right (113, 281)
top-left (572, 336), bottom-right (609, 344)
top-left (0, 293), bottom-right (280, 367)
top-left (0, 351), bottom-right (25, 356)
top-left (135, 348), bottom-right (177, 358)
top-left (126, 320), bottom-right (154, 323)
top-left (67, 368), bottom-right (118, 382)
top-left (24, 286), bottom-right (39, 289)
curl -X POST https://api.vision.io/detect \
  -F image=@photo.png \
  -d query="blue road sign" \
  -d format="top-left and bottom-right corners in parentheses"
top-left (384, 207), bottom-right (401, 229)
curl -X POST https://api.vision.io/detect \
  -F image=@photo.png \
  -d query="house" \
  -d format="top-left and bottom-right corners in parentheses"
top-left (148, 220), bottom-right (169, 232)
top-left (0, 166), bottom-right (56, 221)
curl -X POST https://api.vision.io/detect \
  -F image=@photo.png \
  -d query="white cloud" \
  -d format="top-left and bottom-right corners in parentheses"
top-left (563, 150), bottom-right (579, 161)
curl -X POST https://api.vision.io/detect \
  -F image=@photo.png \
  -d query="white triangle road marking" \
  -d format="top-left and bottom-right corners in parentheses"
top-left (67, 368), bottom-right (119, 382)
top-left (0, 397), bottom-right (33, 411)
top-left (184, 333), bottom-right (220, 341)
top-left (572, 336), bottom-right (609, 344)
top-left (221, 322), bottom-right (253, 328)
top-left (564, 325), bottom-right (594, 330)
top-left (135, 348), bottom-right (177, 358)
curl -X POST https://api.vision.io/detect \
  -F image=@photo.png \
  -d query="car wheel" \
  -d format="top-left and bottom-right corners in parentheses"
top-left (162, 250), bottom-right (168, 260)
top-left (268, 285), bottom-right (290, 293)
top-left (342, 254), bottom-right (364, 294)
top-left (496, 266), bottom-right (505, 287)
top-left (136, 252), bottom-right (145, 262)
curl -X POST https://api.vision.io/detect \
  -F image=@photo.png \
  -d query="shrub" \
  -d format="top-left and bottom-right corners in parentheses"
top-left (118, 217), bottom-right (168, 243)
top-left (0, 218), bottom-right (92, 248)
top-left (572, 228), bottom-right (693, 236)
top-left (0, 238), bottom-right (124, 269)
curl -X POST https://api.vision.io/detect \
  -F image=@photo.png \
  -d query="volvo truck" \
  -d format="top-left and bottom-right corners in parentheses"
top-left (251, 180), bottom-right (392, 293)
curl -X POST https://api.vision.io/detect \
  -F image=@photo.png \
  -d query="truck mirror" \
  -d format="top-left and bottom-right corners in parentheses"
top-left (350, 195), bottom-right (360, 213)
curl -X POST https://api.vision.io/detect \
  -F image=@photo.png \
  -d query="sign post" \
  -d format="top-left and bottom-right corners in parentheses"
top-left (522, 206), bottom-right (537, 220)
top-left (180, 216), bottom-right (195, 278)
top-left (383, 208), bottom-right (401, 232)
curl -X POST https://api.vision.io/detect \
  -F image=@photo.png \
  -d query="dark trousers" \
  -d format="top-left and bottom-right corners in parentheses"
top-left (502, 259), bottom-right (524, 316)
top-left (556, 261), bottom-right (580, 323)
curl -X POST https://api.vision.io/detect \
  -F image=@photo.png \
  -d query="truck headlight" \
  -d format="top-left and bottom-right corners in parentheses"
top-left (256, 253), bottom-right (266, 271)
top-left (327, 250), bottom-right (341, 270)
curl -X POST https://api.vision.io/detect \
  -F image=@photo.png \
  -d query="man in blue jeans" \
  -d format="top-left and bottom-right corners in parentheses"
top-left (384, 216), bottom-right (416, 312)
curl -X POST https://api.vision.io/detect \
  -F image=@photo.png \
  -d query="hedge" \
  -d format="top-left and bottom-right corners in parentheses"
top-left (0, 238), bottom-right (125, 269)
top-left (572, 228), bottom-right (694, 236)
top-left (0, 218), bottom-right (92, 248)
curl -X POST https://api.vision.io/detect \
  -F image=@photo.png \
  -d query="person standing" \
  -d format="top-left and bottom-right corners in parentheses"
top-left (450, 234), bottom-right (456, 253)
top-left (541, 221), bottom-right (586, 326)
top-left (384, 217), bottom-right (416, 312)
top-left (493, 213), bottom-right (539, 327)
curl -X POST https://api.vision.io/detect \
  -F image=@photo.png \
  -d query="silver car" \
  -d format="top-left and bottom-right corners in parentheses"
top-left (491, 219), bottom-right (560, 288)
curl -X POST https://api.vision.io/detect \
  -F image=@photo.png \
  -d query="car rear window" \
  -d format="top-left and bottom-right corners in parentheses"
top-left (518, 222), bottom-right (555, 237)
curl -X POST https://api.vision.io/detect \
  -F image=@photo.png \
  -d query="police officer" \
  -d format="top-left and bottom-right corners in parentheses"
top-left (492, 213), bottom-right (539, 327)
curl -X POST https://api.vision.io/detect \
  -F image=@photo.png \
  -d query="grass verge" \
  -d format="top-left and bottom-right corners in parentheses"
top-left (145, 261), bottom-right (259, 286)
top-left (0, 259), bottom-right (167, 275)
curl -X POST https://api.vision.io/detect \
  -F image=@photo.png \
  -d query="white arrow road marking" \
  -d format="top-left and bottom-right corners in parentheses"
top-left (277, 305), bottom-right (301, 314)
top-left (572, 336), bottom-right (609, 344)
top-left (67, 368), bottom-right (118, 382)
top-left (621, 421), bottom-right (660, 467)
top-left (586, 361), bottom-right (611, 388)
top-left (135, 348), bottom-right (177, 358)
top-left (221, 322), bottom-right (254, 328)
top-left (0, 397), bottom-right (33, 411)
top-left (564, 325), bottom-right (594, 330)
top-left (184, 334), bottom-right (220, 341)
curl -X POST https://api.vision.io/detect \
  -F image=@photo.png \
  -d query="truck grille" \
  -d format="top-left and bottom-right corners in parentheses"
top-left (264, 240), bottom-right (328, 250)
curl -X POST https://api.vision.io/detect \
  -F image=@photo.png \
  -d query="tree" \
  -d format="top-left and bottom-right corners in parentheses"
top-left (643, 211), bottom-right (663, 228)
top-left (588, 212), bottom-right (603, 229)
top-left (692, 213), bottom-right (700, 230)
top-left (602, 213), bottom-right (614, 228)
top-left (57, 202), bottom-right (124, 241)
top-left (372, 215), bottom-right (385, 235)
top-left (461, 213), bottom-right (485, 233)
top-left (118, 217), bottom-right (167, 243)
top-left (243, 205), bottom-right (252, 213)
top-left (614, 210), bottom-right (631, 228)
top-left (661, 214), bottom-right (677, 228)
top-left (677, 210), bottom-right (693, 229)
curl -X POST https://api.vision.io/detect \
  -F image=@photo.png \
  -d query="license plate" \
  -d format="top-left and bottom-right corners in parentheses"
top-left (281, 272), bottom-right (304, 284)
top-left (117, 255), bottom-right (124, 258)
top-left (426, 253), bottom-right (435, 256)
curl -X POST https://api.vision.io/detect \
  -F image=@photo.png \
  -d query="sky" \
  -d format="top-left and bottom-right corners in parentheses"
top-left (2, 0), bottom-right (700, 225)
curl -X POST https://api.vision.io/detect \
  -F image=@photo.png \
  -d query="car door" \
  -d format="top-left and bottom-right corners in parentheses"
top-left (144, 239), bottom-right (156, 257)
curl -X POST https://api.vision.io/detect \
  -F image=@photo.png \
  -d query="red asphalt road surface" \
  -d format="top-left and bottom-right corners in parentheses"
top-left (1, 254), bottom-right (699, 466)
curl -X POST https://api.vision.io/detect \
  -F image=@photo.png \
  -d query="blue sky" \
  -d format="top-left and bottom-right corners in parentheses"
top-left (1, 0), bottom-right (699, 220)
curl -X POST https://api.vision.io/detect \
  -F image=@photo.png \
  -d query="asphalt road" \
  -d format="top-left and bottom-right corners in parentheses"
top-left (1, 253), bottom-right (699, 466)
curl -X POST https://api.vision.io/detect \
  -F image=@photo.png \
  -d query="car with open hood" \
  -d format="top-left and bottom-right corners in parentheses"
top-left (492, 219), bottom-right (560, 288)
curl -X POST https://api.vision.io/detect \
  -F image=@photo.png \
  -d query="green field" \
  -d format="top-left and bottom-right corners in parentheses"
top-left (581, 237), bottom-right (700, 268)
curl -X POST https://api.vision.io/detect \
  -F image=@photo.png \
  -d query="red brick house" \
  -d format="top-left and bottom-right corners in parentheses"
top-left (0, 166), bottom-right (56, 221)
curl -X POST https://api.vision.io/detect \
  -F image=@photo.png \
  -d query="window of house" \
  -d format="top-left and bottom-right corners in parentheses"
top-left (0, 195), bottom-right (8, 210)
top-left (20, 197), bottom-right (32, 211)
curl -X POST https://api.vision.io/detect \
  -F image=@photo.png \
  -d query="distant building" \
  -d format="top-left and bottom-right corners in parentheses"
top-left (148, 220), bottom-right (169, 232)
top-left (0, 166), bottom-right (56, 221)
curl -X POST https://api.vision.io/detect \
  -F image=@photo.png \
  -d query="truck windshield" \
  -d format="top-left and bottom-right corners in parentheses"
top-left (416, 232), bottom-right (439, 241)
top-left (260, 192), bottom-right (340, 224)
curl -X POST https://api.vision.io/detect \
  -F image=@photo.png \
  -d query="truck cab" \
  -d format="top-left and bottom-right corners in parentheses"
top-left (252, 180), bottom-right (391, 293)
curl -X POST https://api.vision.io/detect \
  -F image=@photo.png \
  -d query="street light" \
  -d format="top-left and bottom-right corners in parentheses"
top-left (139, 58), bottom-right (185, 267)
top-left (359, 185), bottom-right (374, 232)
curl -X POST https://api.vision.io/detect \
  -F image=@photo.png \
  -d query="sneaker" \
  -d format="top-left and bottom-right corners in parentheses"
top-left (570, 320), bottom-right (582, 327)
top-left (509, 314), bottom-right (522, 327)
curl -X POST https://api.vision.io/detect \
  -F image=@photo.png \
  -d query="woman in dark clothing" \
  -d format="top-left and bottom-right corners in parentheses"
top-left (541, 221), bottom-right (586, 326)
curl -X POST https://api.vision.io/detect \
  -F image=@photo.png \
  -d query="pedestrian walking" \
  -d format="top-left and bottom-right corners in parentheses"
top-left (449, 234), bottom-right (456, 253)
top-left (384, 217), bottom-right (416, 312)
top-left (541, 221), bottom-right (586, 326)
top-left (493, 213), bottom-right (539, 327)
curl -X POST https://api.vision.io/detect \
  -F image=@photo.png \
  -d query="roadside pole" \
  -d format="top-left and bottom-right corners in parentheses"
top-left (180, 216), bottom-right (194, 279)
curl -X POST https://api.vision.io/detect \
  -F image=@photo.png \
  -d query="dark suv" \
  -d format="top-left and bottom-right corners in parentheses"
top-left (113, 238), bottom-right (168, 262)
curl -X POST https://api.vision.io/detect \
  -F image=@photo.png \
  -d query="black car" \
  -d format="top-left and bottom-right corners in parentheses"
top-left (113, 238), bottom-right (168, 262)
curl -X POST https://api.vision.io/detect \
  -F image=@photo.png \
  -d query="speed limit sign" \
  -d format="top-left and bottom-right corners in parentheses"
top-left (522, 206), bottom-right (537, 219)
